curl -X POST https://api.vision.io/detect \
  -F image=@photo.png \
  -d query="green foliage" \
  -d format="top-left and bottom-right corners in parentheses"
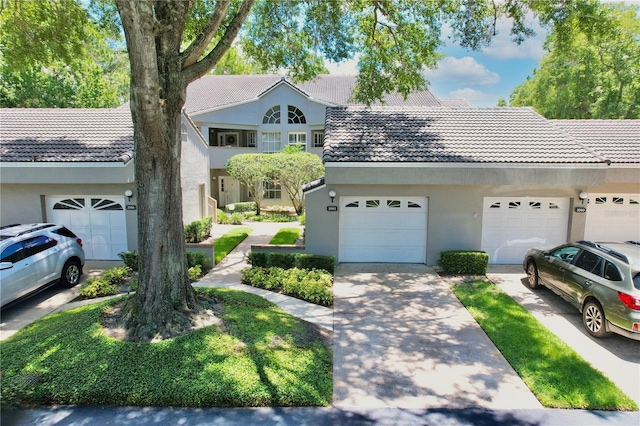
top-left (214, 227), bottom-right (252, 264)
top-left (117, 251), bottom-right (139, 272)
top-left (226, 202), bottom-right (256, 213)
top-left (298, 214), bottom-right (306, 226)
top-left (269, 228), bottom-right (302, 245)
top-left (244, 213), bottom-right (299, 223)
top-left (210, 46), bottom-right (264, 75)
top-left (268, 151), bottom-right (324, 215)
top-left (226, 154), bottom-right (271, 215)
top-left (101, 266), bottom-right (132, 285)
top-left (0, 288), bottom-right (333, 408)
top-left (241, 267), bottom-right (333, 306)
top-left (188, 265), bottom-right (202, 281)
top-left (510, 3), bottom-right (640, 118)
top-left (453, 281), bottom-right (637, 410)
top-left (439, 251), bottom-right (489, 275)
top-left (186, 251), bottom-right (208, 269)
top-left (78, 278), bottom-right (118, 299)
top-left (246, 252), bottom-right (335, 274)
top-left (184, 217), bottom-right (213, 243)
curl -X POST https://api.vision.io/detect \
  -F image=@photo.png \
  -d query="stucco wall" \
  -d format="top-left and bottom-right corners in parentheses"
top-left (180, 116), bottom-right (211, 224)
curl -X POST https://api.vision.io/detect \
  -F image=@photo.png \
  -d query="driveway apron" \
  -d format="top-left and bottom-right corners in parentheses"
top-left (333, 263), bottom-right (542, 409)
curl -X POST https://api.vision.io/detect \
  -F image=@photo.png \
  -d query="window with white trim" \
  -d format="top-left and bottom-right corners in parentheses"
top-left (262, 132), bottom-right (281, 153)
top-left (313, 131), bottom-right (324, 148)
top-left (288, 132), bottom-right (307, 151)
top-left (247, 132), bottom-right (257, 148)
top-left (264, 181), bottom-right (281, 200)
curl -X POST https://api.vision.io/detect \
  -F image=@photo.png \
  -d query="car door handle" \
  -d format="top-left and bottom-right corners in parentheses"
top-left (585, 280), bottom-right (593, 286)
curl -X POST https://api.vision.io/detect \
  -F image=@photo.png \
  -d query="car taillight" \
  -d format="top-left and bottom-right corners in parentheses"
top-left (618, 292), bottom-right (640, 311)
top-left (77, 238), bottom-right (83, 248)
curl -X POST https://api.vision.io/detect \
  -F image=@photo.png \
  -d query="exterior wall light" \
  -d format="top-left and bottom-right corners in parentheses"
top-left (125, 189), bottom-right (133, 202)
top-left (579, 191), bottom-right (588, 205)
top-left (328, 190), bottom-right (337, 204)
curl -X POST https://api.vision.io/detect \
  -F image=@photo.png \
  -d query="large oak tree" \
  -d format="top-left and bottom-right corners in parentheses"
top-left (111, 0), bottom-right (606, 341)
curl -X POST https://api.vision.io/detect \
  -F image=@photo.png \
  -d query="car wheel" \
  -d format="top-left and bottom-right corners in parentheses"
top-left (60, 260), bottom-right (81, 288)
top-left (583, 300), bottom-right (612, 338)
top-left (526, 261), bottom-right (540, 289)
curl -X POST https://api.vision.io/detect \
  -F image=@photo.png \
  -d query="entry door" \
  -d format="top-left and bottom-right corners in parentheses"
top-left (219, 177), bottom-right (240, 207)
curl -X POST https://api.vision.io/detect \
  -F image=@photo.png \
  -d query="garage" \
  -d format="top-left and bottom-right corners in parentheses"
top-left (47, 197), bottom-right (128, 260)
top-left (584, 193), bottom-right (640, 242)
top-left (481, 197), bottom-right (570, 264)
top-left (339, 196), bottom-right (427, 263)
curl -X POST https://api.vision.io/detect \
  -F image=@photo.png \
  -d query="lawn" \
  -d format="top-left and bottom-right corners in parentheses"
top-left (214, 226), bottom-right (252, 264)
top-left (452, 280), bottom-right (637, 410)
top-left (0, 288), bottom-right (332, 408)
top-left (269, 228), bottom-right (302, 245)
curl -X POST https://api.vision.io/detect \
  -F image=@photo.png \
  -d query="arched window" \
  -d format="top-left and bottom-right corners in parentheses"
top-left (263, 106), bottom-right (281, 124)
top-left (288, 105), bottom-right (306, 124)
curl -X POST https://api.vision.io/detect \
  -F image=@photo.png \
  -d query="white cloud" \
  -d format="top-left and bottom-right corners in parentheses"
top-left (480, 16), bottom-right (546, 60)
top-left (424, 56), bottom-right (500, 86)
top-left (449, 88), bottom-right (500, 107)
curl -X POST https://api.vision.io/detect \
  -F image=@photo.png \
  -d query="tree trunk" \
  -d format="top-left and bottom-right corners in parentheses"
top-left (116, 1), bottom-right (200, 341)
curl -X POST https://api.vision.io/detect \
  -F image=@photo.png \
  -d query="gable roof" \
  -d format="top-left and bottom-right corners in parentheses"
top-left (551, 120), bottom-right (640, 164)
top-left (0, 109), bottom-right (133, 163)
top-left (323, 107), bottom-right (607, 164)
top-left (184, 75), bottom-right (443, 114)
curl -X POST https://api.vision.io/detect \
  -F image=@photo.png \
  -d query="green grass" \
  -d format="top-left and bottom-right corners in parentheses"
top-left (214, 227), bottom-right (252, 264)
top-left (269, 228), bottom-right (302, 245)
top-left (452, 280), bottom-right (637, 410)
top-left (0, 288), bottom-right (332, 408)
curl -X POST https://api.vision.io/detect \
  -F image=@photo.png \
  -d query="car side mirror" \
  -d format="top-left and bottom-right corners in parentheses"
top-left (0, 262), bottom-right (14, 271)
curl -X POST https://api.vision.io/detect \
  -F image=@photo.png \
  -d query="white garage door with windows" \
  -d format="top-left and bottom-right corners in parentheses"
top-left (47, 197), bottom-right (128, 260)
top-left (481, 197), bottom-right (569, 264)
top-left (584, 194), bottom-right (640, 242)
top-left (339, 196), bottom-right (427, 263)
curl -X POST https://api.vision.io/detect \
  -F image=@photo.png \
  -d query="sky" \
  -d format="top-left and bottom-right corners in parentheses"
top-left (325, 16), bottom-right (548, 107)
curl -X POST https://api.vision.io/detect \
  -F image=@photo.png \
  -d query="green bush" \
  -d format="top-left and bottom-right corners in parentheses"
top-left (78, 278), bottom-right (118, 299)
top-left (184, 217), bottom-right (213, 243)
top-left (186, 251), bottom-right (208, 269)
top-left (439, 250), bottom-right (489, 275)
top-left (216, 209), bottom-right (229, 224)
top-left (188, 265), bottom-right (202, 281)
top-left (101, 266), bottom-right (132, 285)
top-left (117, 251), bottom-right (139, 272)
top-left (227, 202), bottom-right (256, 213)
top-left (241, 267), bottom-right (333, 306)
top-left (298, 214), bottom-right (306, 225)
top-left (230, 212), bottom-right (244, 224)
top-left (245, 252), bottom-right (335, 273)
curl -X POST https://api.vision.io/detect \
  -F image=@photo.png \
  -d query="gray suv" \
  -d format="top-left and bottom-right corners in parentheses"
top-left (0, 223), bottom-right (85, 307)
top-left (524, 241), bottom-right (640, 340)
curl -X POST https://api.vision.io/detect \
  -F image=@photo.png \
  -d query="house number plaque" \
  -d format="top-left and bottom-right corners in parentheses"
top-left (574, 207), bottom-right (586, 213)
top-left (326, 206), bottom-right (338, 212)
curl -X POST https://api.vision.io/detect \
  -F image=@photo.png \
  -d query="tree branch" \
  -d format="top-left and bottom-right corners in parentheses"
top-left (182, 0), bottom-right (255, 84)
top-left (181, 0), bottom-right (231, 68)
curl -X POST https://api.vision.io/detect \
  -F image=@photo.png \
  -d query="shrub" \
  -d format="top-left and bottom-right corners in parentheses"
top-left (117, 251), bottom-right (139, 272)
top-left (295, 254), bottom-right (335, 274)
top-left (267, 253), bottom-right (297, 269)
top-left (184, 217), bottom-right (213, 243)
top-left (245, 252), bottom-right (335, 273)
top-left (217, 209), bottom-right (229, 224)
top-left (241, 267), bottom-right (333, 306)
top-left (230, 212), bottom-right (244, 225)
top-left (101, 266), bottom-right (132, 285)
top-left (186, 251), bottom-right (208, 269)
top-left (188, 265), bottom-right (202, 281)
top-left (439, 250), bottom-right (489, 275)
top-left (246, 252), bottom-right (268, 267)
top-left (227, 202), bottom-right (256, 213)
top-left (298, 214), bottom-right (306, 225)
top-left (78, 278), bottom-right (118, 299)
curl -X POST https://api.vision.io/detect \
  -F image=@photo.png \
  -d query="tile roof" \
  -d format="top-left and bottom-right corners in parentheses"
top-left (184, 75), bottom-right (443, 114)
top-left (551, 120), bottom-right (640, 164)
top-left (439, 98), bottom-right (472, 108)
top-left (323, 107), bottom-right (607, 164)
top-left (0, 109), bottom-right (133, 163)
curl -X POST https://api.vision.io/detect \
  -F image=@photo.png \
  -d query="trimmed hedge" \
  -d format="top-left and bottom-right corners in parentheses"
top-left (246, 252), bottom-right (335, 274)
top-left (184, 216), bottom-right (213, 243)
top-left (241, 267), bottom-right (333, 306)
top-left (439, 250), bottom-right (489, 275)
top-left (226, 202), bottom-right (256, 213)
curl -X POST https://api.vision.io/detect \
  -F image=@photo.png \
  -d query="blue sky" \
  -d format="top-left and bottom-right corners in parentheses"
top-left (326, 16), bottom-right (548, 107)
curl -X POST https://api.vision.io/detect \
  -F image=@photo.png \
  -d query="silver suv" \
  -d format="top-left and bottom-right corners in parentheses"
top-left (524, 241), bottom-right (640, 340)
top-left (0, 223), bottom-right (85, 307)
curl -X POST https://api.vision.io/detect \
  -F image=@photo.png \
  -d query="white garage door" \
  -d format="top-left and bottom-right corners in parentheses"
top-left (47, 197), bottom-right (128, 260)
top-left (339, 196), bottom-right (427, 263)
top-left (481, 197), bottom-right (569, 264)
top-left (584, 194), bottom-right (640, 242)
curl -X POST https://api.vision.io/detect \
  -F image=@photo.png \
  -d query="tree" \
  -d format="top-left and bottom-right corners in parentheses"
top-left (270, 151), bottom-right (324, 215)
top-left (510, 3), bottom-right (640, 118)
top-left (108, 0), bottom-right (607, 341)
top-left (211, 46), bottom-right (263, 75)
top-left (0, 0), bottom-right (129, 107)
top-left (226, 154), bottom-right (270, 215)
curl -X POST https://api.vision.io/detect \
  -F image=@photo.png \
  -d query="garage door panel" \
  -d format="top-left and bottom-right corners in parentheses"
top-left (585, 194), bottom-right (640, 242)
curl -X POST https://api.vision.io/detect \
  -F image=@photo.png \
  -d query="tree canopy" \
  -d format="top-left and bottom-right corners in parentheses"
top-left (509, 2), bottom-right (640, 119)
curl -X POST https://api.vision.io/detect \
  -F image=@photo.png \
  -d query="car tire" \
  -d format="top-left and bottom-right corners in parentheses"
top-left (526, 261), bottom-right (540, 289)
top-left (583, 300), bottom-right (612, 338)
top-left (60, 260), bottom-right (81, 288)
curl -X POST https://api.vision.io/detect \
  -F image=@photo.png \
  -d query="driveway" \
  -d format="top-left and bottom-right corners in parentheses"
top-left (332, 263), bottom-right (542, 409)
top-left (487, 265), bottom-right (640, 406)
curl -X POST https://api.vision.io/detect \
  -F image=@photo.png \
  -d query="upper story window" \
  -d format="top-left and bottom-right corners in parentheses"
top-left (263, 106), bottom-right (281, 124)
top-left (262, 132), bottom-right (281, 153)
top-left (288, 105), bottom-right (306, 124)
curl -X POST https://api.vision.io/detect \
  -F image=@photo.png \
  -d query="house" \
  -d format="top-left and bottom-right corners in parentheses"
top-left (0, 108), bottom-right (211, 260)
top-left (303, 107), bottom-right (640, 265)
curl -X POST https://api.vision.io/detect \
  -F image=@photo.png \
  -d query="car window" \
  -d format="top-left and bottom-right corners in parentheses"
top-left (23, 236), bottom-right (57, 258)
top-left (574, 250), bottom-right (603, 274)
top-left (53, 227), bottom-right (77, 238)
top-left (550, 246), bottom-right (580, 263)
top-left (603, 261), bottom-right (622, 282)
top-left (633, 274), bottom-right (640, 290)
top-left (1, 242), bottom-right (25, 263)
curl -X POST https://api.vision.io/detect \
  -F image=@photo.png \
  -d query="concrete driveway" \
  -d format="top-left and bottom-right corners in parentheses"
top-left (487, 265), bottom-right (640, 406)
top-left (332, 263), bottom-right (542, 409)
